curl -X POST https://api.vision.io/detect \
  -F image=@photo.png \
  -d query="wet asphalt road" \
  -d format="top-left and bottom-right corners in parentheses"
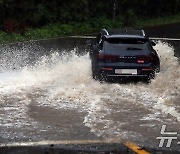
top-left (0, 23), bottom-right (180, 153)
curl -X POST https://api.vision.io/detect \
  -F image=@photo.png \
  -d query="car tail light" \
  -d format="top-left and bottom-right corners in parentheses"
top-left (101, 68), bottom-right (113, 71)
top-left (137, 60), bottom-right (145, 63)
top-left (137, 56), bottom-right (152, 64)
top-left (96, 54), bottom-right (119, 61)
top-left (142, 68), bottom-right (153, 71)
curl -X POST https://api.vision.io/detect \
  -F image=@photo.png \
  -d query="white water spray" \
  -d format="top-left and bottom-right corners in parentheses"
top-left (0, 41), bottom-right (179, 143)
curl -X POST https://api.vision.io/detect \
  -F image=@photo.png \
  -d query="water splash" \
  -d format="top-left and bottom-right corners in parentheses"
top-left (0, 41), bottom-right (179, 143)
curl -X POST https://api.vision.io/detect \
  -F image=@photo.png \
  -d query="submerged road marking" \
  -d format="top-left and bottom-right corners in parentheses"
top-left (125, 142), bottom-right (150, 154)
top-left (0, 139), bottom-right (121, 147)
top-left (0, 140), bottom-right (151, 153)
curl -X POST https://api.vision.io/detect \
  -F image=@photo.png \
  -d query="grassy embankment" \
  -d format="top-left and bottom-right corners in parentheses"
top-left (0, 13), bottom-right (180, 44)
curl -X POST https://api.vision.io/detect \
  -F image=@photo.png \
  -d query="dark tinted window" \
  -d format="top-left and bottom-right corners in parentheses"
top-left (103, 37), bottom-right (150, 53)
top-left (105, 38), bottom-right (148, 44)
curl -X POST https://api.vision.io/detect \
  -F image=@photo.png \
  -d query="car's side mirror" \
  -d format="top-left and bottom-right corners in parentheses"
top-left (151, 41), bottom-right (156, 46)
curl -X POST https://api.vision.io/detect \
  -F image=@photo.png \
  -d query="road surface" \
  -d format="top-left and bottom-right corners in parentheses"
top-left (0, 35), bottom-right (179, 153)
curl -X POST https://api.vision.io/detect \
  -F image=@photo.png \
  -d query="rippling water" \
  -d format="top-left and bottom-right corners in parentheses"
top-left (0, 41), bottom-right (179, 146)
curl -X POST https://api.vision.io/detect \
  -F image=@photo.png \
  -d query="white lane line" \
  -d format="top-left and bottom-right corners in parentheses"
top-left (1, 36), bottom-right (179, 46)
top-left (0, 139), bottom-right (121, 147)
top-left (69, 36), bottom-right (180, 41)
top-left (69, 36), bottom-right (95, 39)
top-left (150, 37), bottom-right (180, 41)
top-left (0, 140), bottom-right (151, 154)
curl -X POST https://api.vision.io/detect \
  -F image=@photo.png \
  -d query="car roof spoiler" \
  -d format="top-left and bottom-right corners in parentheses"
top-left (102, 29), bottom-right (146, 37)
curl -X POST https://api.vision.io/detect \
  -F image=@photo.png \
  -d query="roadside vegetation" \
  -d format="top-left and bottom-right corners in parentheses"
top-left (0, 0), bottom-right (179, 44)
top-left (0, 13), bottom-right (180, 44)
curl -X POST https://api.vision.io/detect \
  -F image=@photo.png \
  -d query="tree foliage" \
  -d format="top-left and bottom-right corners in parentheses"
top-left (0, 0), bottom-right (179, 32)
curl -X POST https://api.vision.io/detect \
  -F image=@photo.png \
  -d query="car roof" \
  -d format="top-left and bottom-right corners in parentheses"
top-left (104, 35), bottom-right (145, 39)
top-left (101, 29), bottom-right (146, 37)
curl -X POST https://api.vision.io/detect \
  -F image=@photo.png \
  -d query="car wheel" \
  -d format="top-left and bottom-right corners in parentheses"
top-left (98, 73), bottom-right (106, 82)
top-left (92, 66), bottom-right (106, 81)
top-left (148, 69), bottom-right (155, 79)
top-left (92, 69), bottom-right (97, 80)
top-left (92, 71), bottom-right (98, 80)
top-left (91, 65), bottom-right (99, 80)
top-left (155, 66), bottom-right (160, 73)
top-left (142, 77), bottom-right (151, 84)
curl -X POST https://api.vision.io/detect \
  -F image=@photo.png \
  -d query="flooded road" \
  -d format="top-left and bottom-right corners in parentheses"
top-left (0, 37), bottom-right (180, 152)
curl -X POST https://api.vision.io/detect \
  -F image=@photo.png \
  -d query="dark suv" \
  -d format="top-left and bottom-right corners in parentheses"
top-left (89, 29), bottom-right (160, 81)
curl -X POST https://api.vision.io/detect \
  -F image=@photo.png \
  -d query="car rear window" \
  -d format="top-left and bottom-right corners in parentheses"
top-left (105, 38), bottom-right (148, 44)
top-left (103, 37), bottom-right (151, 53)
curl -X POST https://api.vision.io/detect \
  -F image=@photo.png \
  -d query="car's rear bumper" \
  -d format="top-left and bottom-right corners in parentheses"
top-left (98, 67), bottom-right (154, 78)
top-left (107, 74), bottom-right (148, 77)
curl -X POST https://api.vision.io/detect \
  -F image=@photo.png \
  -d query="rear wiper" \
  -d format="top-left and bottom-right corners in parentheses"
top-left (127, 47), bottom-right (142, 50)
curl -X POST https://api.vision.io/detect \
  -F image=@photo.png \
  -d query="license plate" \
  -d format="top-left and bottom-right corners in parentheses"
top-left (115, 69), bottom-right (137, 74)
